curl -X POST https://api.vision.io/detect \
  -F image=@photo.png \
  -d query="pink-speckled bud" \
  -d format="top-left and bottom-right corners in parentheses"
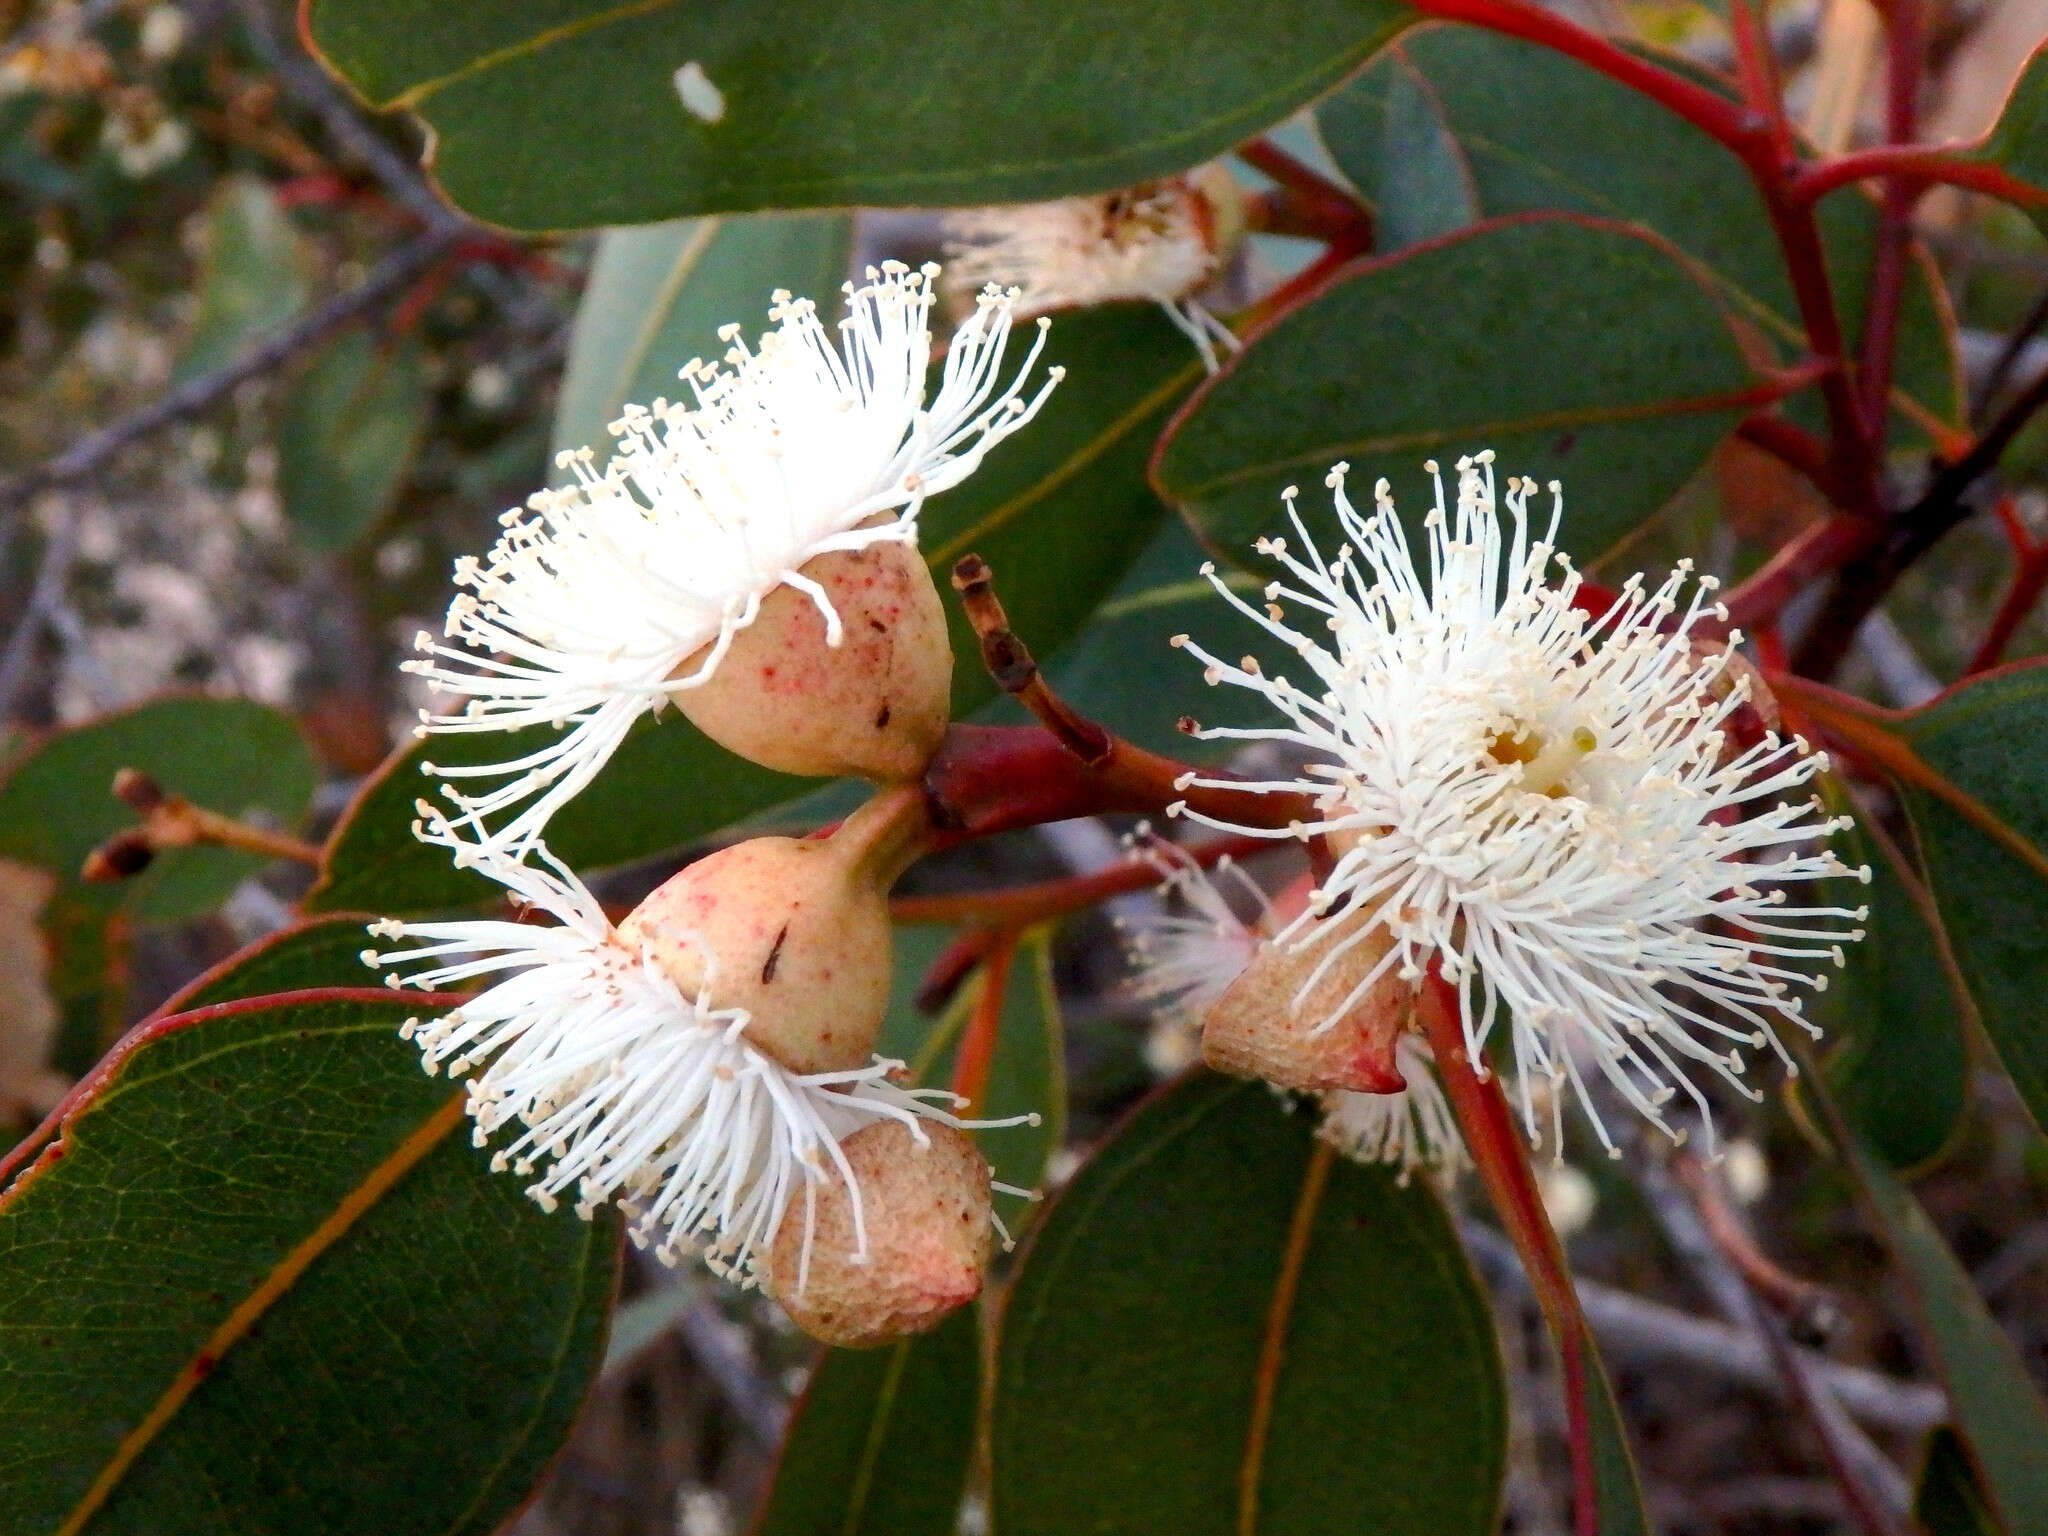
top-left (767, 1120), bottom-right (993, 1348)
top-left (675, 539), bottom-right (952, 782)
top-left (617, 786), bottom-right (929, 1074)
top-left (1201, 915), bottom-right (1418, 1093)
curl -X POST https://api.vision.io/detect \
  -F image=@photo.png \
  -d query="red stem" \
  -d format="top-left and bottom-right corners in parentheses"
top-left (1407, 0), bottom-right (1770, 166)
top-left (1857, 0), bottom-right (1925, 442)
top-left (1791, 147), bottom-right (2048, 207)
top-left (1721, 511), bottom-right (1881, 629)
top-left (951, 931), bottom-right (1017, 1111)
top-left (1239, 139), bottom-right (1374, 252)
top-left (1418, 966), bottom-right (1600, 1536)
top-left (892, 831), bottom-right (1274, 928)
top-left (1734, 411), bottom-right (1847, 503)
top-left (1967, 520), bottom-right (2048, 674)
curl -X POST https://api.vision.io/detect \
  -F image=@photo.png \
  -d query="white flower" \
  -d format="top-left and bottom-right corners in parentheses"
top-left (943, 169), bottom-right (1243, 371)
top-left (1169, 453), bottom-right (1870, 1159)
top-left (1117, 829), bottom-right (1268, 1045)
top-left (1118, 830), bottom-right (1462, 1173)
top-left (361, 839), bottom-right (1017, 1291)
top-left (1319, 1037), bottom-right (1466, 1184)
top-left (406, 262), bottom-right (1059, 859)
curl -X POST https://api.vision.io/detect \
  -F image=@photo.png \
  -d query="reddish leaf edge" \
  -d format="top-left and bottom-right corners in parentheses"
top-left (0, 984), bottom-right (468, 1199)
top-left (1145, 211), bottom-right (1789, 527)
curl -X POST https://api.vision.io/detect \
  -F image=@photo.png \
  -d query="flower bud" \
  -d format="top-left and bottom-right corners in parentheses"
top-left (1201, 915), bottom-right (1417, 1093)
top-left (617, 786), bottom-right (928, 1074)
top-left (675, 538), bottom-right (952, 782)
top-left (767, 1120), bottom-right (993, 1348)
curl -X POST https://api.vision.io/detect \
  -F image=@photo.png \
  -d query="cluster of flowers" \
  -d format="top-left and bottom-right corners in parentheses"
top-left (363, 179), bottom-right (1869, 1348)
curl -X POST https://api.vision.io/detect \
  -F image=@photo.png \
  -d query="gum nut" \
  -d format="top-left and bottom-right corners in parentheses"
top-left (618, 836), bottom-right (892, 1074)
top-left (675, 539), bottom-right (952, 782)
top-left (1191, 161), bottom-right (1248, 262)
top-left (768, 1120), bottom-right (994, 1349)
top-left (1202, 916), bottom-right (1416, 1093)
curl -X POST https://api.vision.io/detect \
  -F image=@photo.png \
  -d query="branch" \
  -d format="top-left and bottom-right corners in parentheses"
top-left (233, 0), bottom-right (461, 234)
top-left (890, 830), bottom-right (1272, 928)
top-left (1793, 360), bottom-right (2048, 674)
top-left (1791, 147), bottom-right (2048, 210)
top-left (1854, 0), bottom-right (1925, 443)
top-left (82, 768), bottom-right (321, 881)
top-left (930, 556), bottom-right (1315, 838)
top-left (0, 225), bottom-right (463, 519)
top-left (1238, 139), bottom-right (1374, 251)
top-left (1459, 1222), bottom-right (1947, 1435)
top-left (1420, 965), bottom-right (1607, 1536)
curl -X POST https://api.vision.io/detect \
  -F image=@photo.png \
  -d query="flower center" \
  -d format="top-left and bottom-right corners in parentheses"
top-left (1487, 723), bottom-right (1598, 799)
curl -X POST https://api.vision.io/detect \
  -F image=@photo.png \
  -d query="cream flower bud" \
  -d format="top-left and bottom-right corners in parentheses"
top-left (1200, 914), bottom-right (1417, 1093)
top-left (767, 1120), bottom-right (995, 1348)
top-left (619, 786), bottom-right (927, 1074)
top-left (943, 165), bottom-right (1247, 371)
top-left (672, 537), bottom-right (951, 780)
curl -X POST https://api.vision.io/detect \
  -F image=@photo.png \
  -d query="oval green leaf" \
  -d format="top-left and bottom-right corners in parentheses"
top-left (303, 0), bottom-right (1412, 230)
top-left (1808, 1072), bottom-right (2048, 1536)
top-left (749, 1304), bottom-right (979, 1536)
top-left (992, 1072), bottom-right (1504, 1535)
top-left (1315, 26), bottom-right (1960, 436)
top-left (551, 213), bottom-right (854, 470)
top-left (277, 330), bottom-right (429, 553)
top-left (1882, 663), bottom-right (2048, 1138)
top-left (1151, 214), bottom-right (1764, 566)
top-left (1816, 783), bottom-right (1971, 1169)
top-left (174, 175), bottom-right (309, 382)
top-left (0, 696), bottom-right (317, 923)
top-left (0, 988), bottom-right (618, 1536)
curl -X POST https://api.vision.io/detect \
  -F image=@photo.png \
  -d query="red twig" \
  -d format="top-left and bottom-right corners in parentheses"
top-left (1722, 512), bottom-right (1880, 629)
top-left (1419, 966), bottom-right (1603, 1536)
top-left (951, 931), bottom-right (1018, 1111)
top-left (892, 832), bottom-right (1273, 929)
top-left (1735, 412), bottom-right (1848, 504)
top-left (1857, 0), bottom-right (1925, 443)
top-left (1790, 147), bottom-right (2048, 208)
top-left (1238, 138), bottom-right (1375, 251)
top-left (1968, 498), bottom-right (2048, 672)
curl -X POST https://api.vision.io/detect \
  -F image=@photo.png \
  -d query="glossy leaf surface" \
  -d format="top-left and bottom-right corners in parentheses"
top-left (749, 1305), bottom-right (978, 1536)
top-left (992, 1073), bottom-right (1503, 1535)
top-left (1315, 26), bottom-right (1959, 434)
top-left (304, 0), bottom-right (1411, 229)
top-left (1152, 215), bottom-right (1760, 566)
top-left (0, 989), bottom-right (618, 1536)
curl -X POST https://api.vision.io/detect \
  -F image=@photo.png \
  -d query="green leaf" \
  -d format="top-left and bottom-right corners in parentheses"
top-left (307, 712), bottom-right (803, 916)
top-left (749, 1305), bottom-right (979, 1536)
top-left (1883, 663), bottom-right (2048, 1137)
top-left (303, 0), bottom-right (1412, 230)
top-left (1154, 215), bottom-right (1762, 565)
top-left (314, 305), bottom-right (1196, 915)
top-left (1044, 516), bottom-right (1286, 760)
top-left (0, 697), bottom-right (317, 923)
top-left (924, 303), bottom-right (1198, 717)
top-left (1919, 1427), bottom-right (2005, 1536)
top-left (1578, 1335), bottom-right (1653, 1536)
top-left (174, 175), bottom-right (308, 382)
top-left (277, 330), bottom-right (429, 553)
top-left (901, 929), bottom-right (1068, 1225)
top-left (1817, 784), bottom-right (1970, 1169)
top-left (1820, 1098), bottom-right (2048, 1536)
top-left (1315, 26), bottom-right (1960, 436)
top-left (1969, 42), bottom-right (2048, 238)
top-left (165, 912), bottom-right (387, 1011)
top-left (0, 989), bottom-right (618, 1536)
top-left (551, 214), bottom-right (854, 470)
top-left (1365, 55), bottom-right (1480, 251)
top-left (991, 1074), bottom-right (1504, 1535)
